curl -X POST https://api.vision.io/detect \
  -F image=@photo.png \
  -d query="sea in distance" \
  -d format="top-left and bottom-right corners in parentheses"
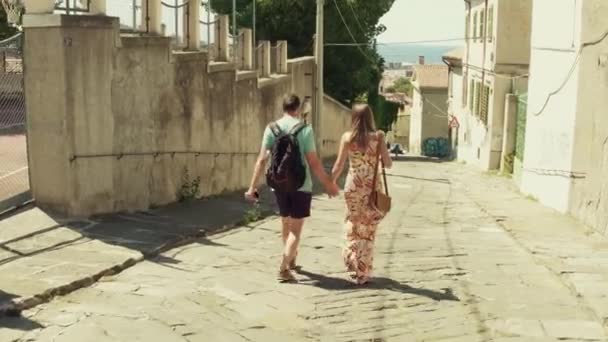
top-left (377, 43), bottom-right (462, 65)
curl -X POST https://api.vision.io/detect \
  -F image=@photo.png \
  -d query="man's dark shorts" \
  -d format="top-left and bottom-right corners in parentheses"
top-left (274, 191), bottom-right (312, 219)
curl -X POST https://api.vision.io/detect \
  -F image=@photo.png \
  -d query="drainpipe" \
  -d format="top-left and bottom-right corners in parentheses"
top-left (464, 0), bottom-right (472, 111)
top-left (481, 0), bottom-right (488, 91)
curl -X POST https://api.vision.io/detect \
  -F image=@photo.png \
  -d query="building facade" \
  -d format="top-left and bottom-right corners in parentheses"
top-left (443, 48), bottom-right (464, 159)
top-left (409, 65), bottom-right (449, 155)
top-left (521, 0), bottom-right (608, 235)
top-left (456, 0), bottom-right (532, 170)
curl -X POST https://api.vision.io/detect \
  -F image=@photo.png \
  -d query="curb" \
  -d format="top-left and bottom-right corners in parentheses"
top-left (0, 209), bottom-right (276, 318)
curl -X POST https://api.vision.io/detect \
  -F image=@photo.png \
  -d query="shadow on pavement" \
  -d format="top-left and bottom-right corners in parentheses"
top-left (385, 173), bottom-right (451, 185)
top-left (297, 270), bottom-right (459, 302)
top-left (0, 315), bottom-right (43, 330)
top-left (392, 156), bottom-right (447, 163)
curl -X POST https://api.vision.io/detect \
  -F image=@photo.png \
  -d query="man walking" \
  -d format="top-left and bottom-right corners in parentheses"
top-left (245, 94), bottom-right (339, 282)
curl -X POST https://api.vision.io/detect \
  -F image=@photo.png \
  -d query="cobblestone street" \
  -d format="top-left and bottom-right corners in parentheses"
top-left (2, 159), bottom-right (608, 341)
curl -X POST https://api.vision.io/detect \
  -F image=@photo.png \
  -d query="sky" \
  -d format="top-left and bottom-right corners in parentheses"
top-left (378, 0), bottom-right (465, 44)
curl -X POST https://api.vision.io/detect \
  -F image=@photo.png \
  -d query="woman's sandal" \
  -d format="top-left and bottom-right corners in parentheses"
top-left (278, 269), bottom-right (297, 283)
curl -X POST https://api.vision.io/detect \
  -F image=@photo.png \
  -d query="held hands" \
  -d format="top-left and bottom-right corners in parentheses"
top-left (325, 181), bottom-right (340, 198)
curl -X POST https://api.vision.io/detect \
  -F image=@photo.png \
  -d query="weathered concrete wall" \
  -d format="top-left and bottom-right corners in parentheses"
top-left (393, 107), bottom-right (411, 149)
top-left (495, 0), bottom-right (533, 67)
top-left (23, 15), bottom-right (340, 217)
top-left (521, 0), bottom-right (582, 212)
top-left (409, 88), bottom-right (448, 155)
top-left (409, 89), bottom-right (423, 155)
top-left (568, 0), bottom-right (608, 235)
top-left (320, 95), bottom-right (351, 160)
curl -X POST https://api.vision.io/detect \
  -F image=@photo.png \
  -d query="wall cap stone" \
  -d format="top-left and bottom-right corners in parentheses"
top-left (208, 61), bottom-right (236, 73)
top-left (23, 14), bottom-right (116, 29)
top-left (287, 56), bottom-right (315, 66)
top-left (324, 94), bottom-right (351, 113)
top-left (236, 70), bottom-right (258, 82)
top-left (258, 74), bottom-right (290, 88)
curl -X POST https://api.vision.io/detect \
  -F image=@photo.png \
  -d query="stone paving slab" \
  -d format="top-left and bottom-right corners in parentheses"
top-left (0, 185), bottom-right (282, 315)
top-left (1, 160), bottom-right (607, 341)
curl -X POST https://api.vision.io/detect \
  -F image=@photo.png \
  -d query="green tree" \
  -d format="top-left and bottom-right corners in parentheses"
top-left (210, 0), bottom-right (394, 106)
top-left (0, 6), bottom-right (18, 40)
top-left (392, 77), bottom-right (413, 96)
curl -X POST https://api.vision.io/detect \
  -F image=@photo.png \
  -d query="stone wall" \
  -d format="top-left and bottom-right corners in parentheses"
top-left (23, 15), bottom-right (348, 217)
top-left (320, 95), bottom-right (352, 160)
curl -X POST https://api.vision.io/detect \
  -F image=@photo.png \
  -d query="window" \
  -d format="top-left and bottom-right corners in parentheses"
top-left (480, 85), bottom-right (491, 125)
top-left (479, 9), bottom-right (485, 40)
top-left (473, 12), bottom-right (478, 42)
top-left (487, 6), bottom-right (494, 42)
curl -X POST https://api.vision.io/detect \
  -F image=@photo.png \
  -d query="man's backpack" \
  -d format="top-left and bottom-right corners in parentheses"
top-left (265, 121), bottom-right (308, 193)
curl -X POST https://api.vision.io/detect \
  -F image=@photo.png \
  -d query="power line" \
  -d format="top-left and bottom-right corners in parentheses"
top-left (531, 28), bottom-right (608, 116)
top-left (347, 1), bottom-right (366, 34)
top-left (331, 0), bottom-right (377, 65)
top-left (378, 38), bottom-right (467, 45)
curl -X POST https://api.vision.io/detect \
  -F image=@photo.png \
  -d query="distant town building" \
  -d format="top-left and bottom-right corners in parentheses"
top-left (409, 64), bottom-right (449, 155)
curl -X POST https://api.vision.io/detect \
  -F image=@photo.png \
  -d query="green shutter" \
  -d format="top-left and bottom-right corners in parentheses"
top-left (480, 85), bottom-right (490, 124)
top-left (480, 10), bottom-right (485, 39)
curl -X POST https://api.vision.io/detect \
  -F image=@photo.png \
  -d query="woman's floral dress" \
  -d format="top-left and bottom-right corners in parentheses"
top-left (343, 136), bottom-right (386, 284)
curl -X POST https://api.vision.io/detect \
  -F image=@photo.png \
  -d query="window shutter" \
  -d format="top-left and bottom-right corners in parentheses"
top-left (480, 10), bottom-right (485, 40)
top-left (474, 82), bottom-right (481, 116)
top-left (481, 85), bottom-right (490, 125)
top-left (488, 7), bottom-right (494, 42)
top-left (473, 12), bottom-right (478, 41)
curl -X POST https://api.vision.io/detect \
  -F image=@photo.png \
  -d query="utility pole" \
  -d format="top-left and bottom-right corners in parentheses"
top-left (315, 0), bottom-right (324, 147)
top-left (252, 0), bottom-right (256, 47)
top-left (232, 0), bottom-right (237, 55)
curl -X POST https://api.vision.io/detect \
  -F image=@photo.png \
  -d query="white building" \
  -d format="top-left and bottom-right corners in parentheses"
top-left (457, 0), bottom-right (532, 170)
top-left (520, 0), bottom-right (608, 234)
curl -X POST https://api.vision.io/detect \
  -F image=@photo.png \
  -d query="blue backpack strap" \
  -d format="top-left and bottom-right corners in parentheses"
top-left (269, 122), bottom-right (283, 137)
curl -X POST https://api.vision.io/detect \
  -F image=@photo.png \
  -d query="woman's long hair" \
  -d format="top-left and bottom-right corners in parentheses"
top-left (349, 103), bottom-right (377, 150)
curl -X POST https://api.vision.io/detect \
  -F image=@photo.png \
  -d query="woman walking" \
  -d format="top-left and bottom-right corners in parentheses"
top-left (331, 104), bottom-right (392, 285)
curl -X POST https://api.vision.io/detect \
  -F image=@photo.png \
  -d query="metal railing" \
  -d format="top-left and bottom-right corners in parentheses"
top-left (160, 0), bottom-right (188, 48)
top-left (200, 1), bottom-right (216, 52)
top-left (54, 0), bottom-right (91, 14)
top-left (0, 33), bottom-right (30, 213)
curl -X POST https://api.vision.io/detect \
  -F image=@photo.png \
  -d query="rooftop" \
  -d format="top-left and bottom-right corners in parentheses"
top-left (443, 47), bottom-right (464, 61)
top-left (412, 64), bottom-right (449, 89)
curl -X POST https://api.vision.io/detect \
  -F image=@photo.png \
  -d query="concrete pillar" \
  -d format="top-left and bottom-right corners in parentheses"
top-left (90, 0), bottom-right (106, 15)
top-left (22, 15), bottom-right (116, 216)
top-left (239, 28), bottom-right (252, 70)
top-left (183, 0), bottom-right (200, 50)
top-left (259, 40), bottom-right (270, 77)
top-left (276, 40), bottom-right (288, 74)
top-left (214, 15), bottom-right (229, 61)
top-left (24, 0), bottom-right (55, 13)
top-left (500, 94), bottom-right (518, 173)
top-left (140, 0), bottom-right (162, 34)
